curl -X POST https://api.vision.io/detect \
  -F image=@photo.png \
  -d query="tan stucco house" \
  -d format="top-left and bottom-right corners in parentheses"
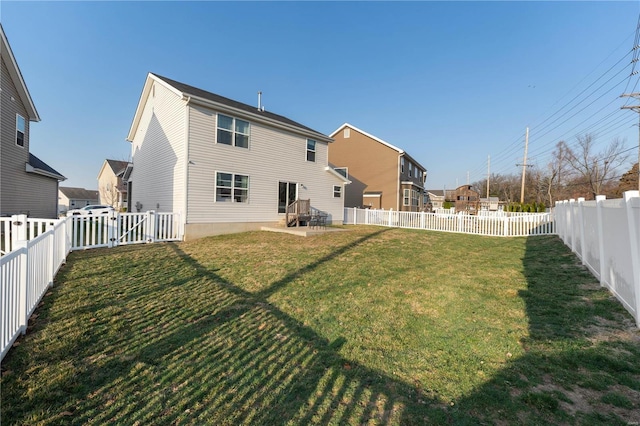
top-left (329, 123), bottom-right (427, 212)
top-left (1, 24), bottom-right (65, 218)
top-left (97, 159), bottom-right (130, 210)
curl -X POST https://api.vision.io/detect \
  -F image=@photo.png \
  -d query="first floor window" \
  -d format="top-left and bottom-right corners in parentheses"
top-left (333, 185), bottom-right (342, 198)
top-left (306, 139), bottom-right (316, 162)
top-left (16, 114), bottom-right (25, 147)
top-left (412, 190), bottom-right (419, 207)
top-left (216, 172), bottom-right (249, 203)
top-left (403, 189), bottom-right (410, 206)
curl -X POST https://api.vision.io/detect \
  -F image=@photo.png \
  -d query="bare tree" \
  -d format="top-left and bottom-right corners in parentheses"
top-left (564, 135), bottom-right (629, 199)
top-left (100, 183), bottom-right (120, 208)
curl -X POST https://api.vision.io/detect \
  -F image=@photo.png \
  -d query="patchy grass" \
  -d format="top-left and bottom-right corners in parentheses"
top-left (1, 226), bottom-right (639, 425)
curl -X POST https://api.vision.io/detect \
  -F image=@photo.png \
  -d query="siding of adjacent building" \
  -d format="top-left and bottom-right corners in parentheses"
top-left (186, 103), bottom-right (344, 225)
top-left (329, 127), bottom-right (400, 210)
top-left (1, 57), bottom-right (59, 218)
top-left (129, 81), bottom-right (186, 214)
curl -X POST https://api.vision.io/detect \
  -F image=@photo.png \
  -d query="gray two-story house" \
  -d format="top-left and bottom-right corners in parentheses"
top-left (1, 24), bottom-right (65, 218)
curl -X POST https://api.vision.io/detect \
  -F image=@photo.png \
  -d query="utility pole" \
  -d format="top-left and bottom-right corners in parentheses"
top-left (621, 92), bottom-right (640, 191)
top-left (516, 127), bottom-right (532, 204)
top-left (487, 155), bottom-right (490, 198)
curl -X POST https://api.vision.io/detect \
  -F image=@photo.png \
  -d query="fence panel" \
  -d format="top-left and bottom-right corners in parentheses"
top-left (555, 191), bottom-right (640, 327)
top-left (0, 247), bottom-right (24, 361)
top-left (343, 208), bottom-right (555, 237)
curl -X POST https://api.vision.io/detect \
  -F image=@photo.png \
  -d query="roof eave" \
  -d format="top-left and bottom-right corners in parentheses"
top-left (0, 25), bottom-right (40, 121)
top-left (330, 123), bottom-right (404, 154)
top-left (185, 94), bottom-right (333, 143)
top-left (25, 163), bottom-right (66, 181)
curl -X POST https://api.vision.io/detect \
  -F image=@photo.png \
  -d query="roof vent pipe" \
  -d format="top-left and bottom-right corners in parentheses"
top-left (257, 91), bottom-right (262, 111)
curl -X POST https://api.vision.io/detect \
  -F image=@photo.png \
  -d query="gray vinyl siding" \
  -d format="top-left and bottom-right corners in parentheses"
top-left (1, 57), bottom-right (59, 218)
top-left (129, 81), bottom-right (186, 214)
top-left (186, 104), bottom-right (345, 224)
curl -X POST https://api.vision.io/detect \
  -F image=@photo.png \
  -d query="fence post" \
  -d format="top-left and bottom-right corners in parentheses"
top-left (107, 211), bottom-right (118, 248)
top-left (595, 195), bottom-right (606, 287)
top-left (48, 227), bottom-right (55, 288)
top-left (388, 209), bottom-right (393, 227)
top-left (577, 197), bottom-right (586, 264)
top-left (624, 191), bottom-right (640, 327)
top-left (353, 207), bottom-right (358, 225)
top-left (365, 208), bottom-right (369, 225)
top-left (147, 211), bottom-right (156, 243)
top-left (11, 214), bottom-right (28, 248)
top-left (568, 199), bottom-right (576, 253)
top-left (14, 240), bottom-right (29, 335)
top-left (503, 216), bottom-right (509, 237)
top-left (420, 211), bottom-right (425, 229)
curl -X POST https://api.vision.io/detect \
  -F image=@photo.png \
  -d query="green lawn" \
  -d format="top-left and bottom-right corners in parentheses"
top-left (2, 226), bottom-right (639, 425)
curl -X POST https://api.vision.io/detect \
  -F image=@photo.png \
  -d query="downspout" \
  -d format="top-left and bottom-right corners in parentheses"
top-left (397, 154), bottom-right (401, 211)
top-left (183, 96), bottom-right (191, 238)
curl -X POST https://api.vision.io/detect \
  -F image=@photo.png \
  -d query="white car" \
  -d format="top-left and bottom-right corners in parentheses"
top-left (66, 205), bottom-right (115, 216)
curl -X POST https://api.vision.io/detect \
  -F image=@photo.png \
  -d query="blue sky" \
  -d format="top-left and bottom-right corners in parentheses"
top-left (2, 1), bottom-right (639, 191)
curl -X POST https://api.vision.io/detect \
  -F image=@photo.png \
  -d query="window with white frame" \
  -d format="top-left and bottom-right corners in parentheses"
top-left (333, 185), bottom-right (342, 198)
top-left (215, 172), bottom-right (249, 202)
top-left (334, 167), bottom-right (348, 179)
top-left (409, 163), bottom-right (413, 178)
top-left (403, 189), bottom-right (410, 206)
top-left (16, 114), bottom-right (25, 147)
top-left (306, 139), bottom-right (316, 162)
top-left (401, 157), bottom-right (405, 174)
top-left (412, 190), bottom-right (419, 206)
top-left (217, 114), bottom-right (250, 148)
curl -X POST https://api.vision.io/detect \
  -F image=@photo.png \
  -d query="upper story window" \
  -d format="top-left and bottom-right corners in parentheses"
top-left (333, 185), bottom-right (342, 198)
top-left (16, 114), bottom-right (25, 147)
top-left (409, 163), bottom-right (413, 178)
top-left (306, 139), bottom-right (316, 162)
top-left (401, 157), bottom-right (405, 174)
top-left (215, 171), bottom-right (249, 203)
top-left (217, 114), bottom-right (250, 148)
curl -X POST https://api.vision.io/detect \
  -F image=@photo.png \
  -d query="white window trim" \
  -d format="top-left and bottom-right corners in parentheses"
top-left (403, 189), bottom-right (410, 206)
top-left (334, 167), bottom-right (348, 179)
top-left (216, 113), bottom-right (250, 149)
top-left (306, 139), bottom-right (316, 162)
top-left (401, 157), bottom-right (405, 173)
top-left (215, 171), bottom-right (250, 203)
top-left (16, 113), bottom-right (25, 148)
top-left (333, 185), bottom-right (342, 198)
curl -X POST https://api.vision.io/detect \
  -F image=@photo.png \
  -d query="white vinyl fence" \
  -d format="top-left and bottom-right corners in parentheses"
top-left (343, 208), bottom-right (555, 237)
top-left (1, 211), bottom-right (183, 362)
top-left (555, 191), bottom-right (640, 327)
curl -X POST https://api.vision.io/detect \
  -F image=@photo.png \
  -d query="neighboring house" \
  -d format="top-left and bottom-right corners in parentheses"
top-left (452, 185), bottom-right (480, 214)
top-left (0, 25), bottom-right (65, 218)
top-left (126, 73), bottom-right (349, 239)
top-left (58, 187), bottom-right (99, 214)
top-left (329, 123), bottom-right (427, 212)
top-left (425, 190), bottom-right (445, 211)
top-left (97, 159), bottom-right (130, 210)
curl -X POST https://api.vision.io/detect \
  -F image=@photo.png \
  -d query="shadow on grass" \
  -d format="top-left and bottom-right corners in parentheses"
top-left (2, 231), bottom-right (639, 425)
top-left (0, 229), bottom-right (456, 425)
top-left (452, 235), bottom-right (640, 425)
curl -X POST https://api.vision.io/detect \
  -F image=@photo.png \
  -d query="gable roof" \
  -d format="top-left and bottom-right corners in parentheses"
top-left (0, 24), bottom-right (39, 121)
top-left (427, 190), bottom-right (444, 197)
top-left (127, 73), bottom-right (331, 143)
top-left (330, 123), bottom-right (404, 154)
top-left (330, 123), bottom-right (428, 172)
top-left (106, 159), bottom-right (130, 176)
top-left (59, 187), bottom-right (99, 200)
top-left (26, 153), bottom-right (65, 181)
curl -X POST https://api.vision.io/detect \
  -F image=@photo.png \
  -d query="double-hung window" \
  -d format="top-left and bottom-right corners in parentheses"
top-left (217, 114), bottom-right (250, 148)
top-left (403, 189), bottom-right (410, 206)
top-left (401, 157), bottom-right (405, 174)
top-left (216, 172), bottom-right (249, 203)
top-left (412, 190), bottom-right (419, 207)
top-left (16, 114), bottom-right (25, 147)
top-left (409, 163), bottom-right (413, 178)
top-left (333, 185), bottom-right (342, 198)
top-left (306, 139), bottom-right (316, 162)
